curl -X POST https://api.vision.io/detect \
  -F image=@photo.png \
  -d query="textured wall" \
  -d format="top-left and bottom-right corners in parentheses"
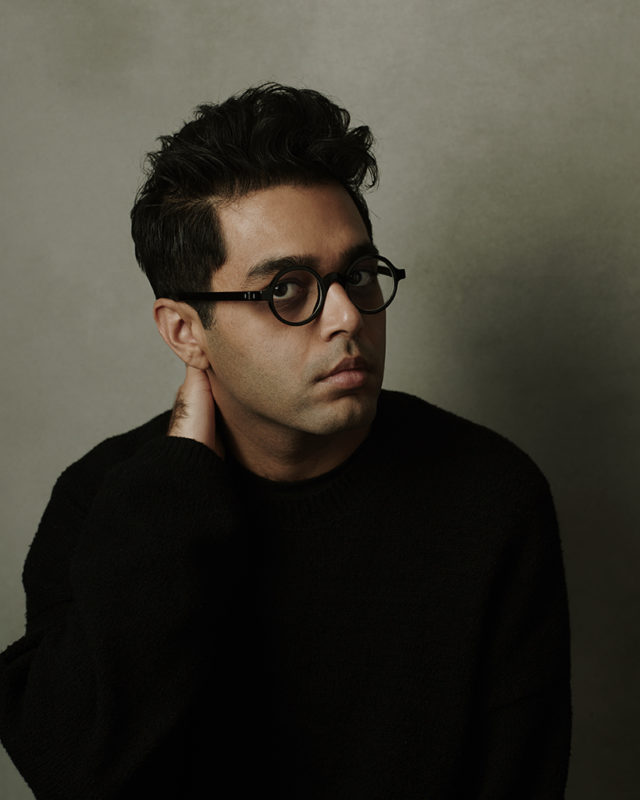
top-left (2, 1), bottom-right (638, 797)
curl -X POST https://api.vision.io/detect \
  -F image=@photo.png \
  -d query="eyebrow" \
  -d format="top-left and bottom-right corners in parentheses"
top-left (242, 241), bottom-right (379, 287)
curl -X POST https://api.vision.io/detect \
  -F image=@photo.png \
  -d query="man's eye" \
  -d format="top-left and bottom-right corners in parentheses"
top-left (348, 268), bottom-right (376, 288)
top-left (273, 281), bottom-right (303, 300)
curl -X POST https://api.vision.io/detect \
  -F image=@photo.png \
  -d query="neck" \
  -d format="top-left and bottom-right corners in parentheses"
top-left (219, 415), bottom-right (371, 482)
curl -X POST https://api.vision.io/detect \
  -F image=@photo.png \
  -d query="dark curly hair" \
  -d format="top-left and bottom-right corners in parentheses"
top-left (130, 83), bottom-right (378, 326)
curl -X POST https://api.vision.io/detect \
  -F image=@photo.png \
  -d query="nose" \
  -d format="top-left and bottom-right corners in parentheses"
top-left (318, 278), bottom-right (363, 339)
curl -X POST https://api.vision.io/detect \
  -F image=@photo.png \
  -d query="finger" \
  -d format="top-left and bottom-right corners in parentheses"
top-left (182, 365), bottom-right (216, 413)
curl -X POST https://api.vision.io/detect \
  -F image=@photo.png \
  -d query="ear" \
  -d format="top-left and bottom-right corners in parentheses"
top-left (153, 298), bottom-right (211, 370)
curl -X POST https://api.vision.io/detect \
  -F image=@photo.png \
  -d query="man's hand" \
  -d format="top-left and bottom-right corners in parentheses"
top-left (168, 365), bottom-right (224, 458)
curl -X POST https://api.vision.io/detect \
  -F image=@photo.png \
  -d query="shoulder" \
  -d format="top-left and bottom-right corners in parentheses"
top-left (52, 410), bottom-right (173, 512)
top-left (375, 390), bottom-right (551, 511)
top-left (377, 388), bottom-right (539, 465)
top-left (19, 411), bottom-right (172, 620)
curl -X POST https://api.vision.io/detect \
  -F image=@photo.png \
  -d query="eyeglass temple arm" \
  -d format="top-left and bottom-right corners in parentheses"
top-left (173, 290), bottom-right (265, 302)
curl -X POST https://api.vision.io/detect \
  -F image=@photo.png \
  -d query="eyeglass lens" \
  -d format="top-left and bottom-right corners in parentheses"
top-left (271, 259), bottom-right (395, 324)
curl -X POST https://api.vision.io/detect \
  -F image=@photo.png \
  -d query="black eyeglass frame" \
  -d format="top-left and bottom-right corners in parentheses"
top-left (173, 255), bottom-right (406, 327)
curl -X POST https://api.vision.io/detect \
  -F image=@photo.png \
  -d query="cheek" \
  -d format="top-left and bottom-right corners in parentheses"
top-left (365, 313), bottom-right (386, 349)
top-left (206, 322), bottom-right (305, 397)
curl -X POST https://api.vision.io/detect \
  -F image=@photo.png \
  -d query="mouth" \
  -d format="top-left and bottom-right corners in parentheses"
top-left (317, 356), bottom-right (372, 388)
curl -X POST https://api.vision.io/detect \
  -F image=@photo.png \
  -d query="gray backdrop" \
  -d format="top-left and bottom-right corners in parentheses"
top-left (2, 1), bottom-right (638, 797)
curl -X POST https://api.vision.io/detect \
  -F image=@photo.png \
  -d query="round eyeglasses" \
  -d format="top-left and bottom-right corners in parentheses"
top-left (174, 255), bottom-right (406, 326)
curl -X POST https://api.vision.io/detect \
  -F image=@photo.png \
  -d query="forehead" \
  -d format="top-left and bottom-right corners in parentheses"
top-left (216, 183), bottom-right (370, 277)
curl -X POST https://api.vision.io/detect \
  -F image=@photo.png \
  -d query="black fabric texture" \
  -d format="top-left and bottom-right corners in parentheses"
top-left (0, 390), bottom-right (571, 799)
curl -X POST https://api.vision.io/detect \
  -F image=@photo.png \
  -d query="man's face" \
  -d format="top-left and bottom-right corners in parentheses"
top-left (200, 182), bottom-right (386, 449)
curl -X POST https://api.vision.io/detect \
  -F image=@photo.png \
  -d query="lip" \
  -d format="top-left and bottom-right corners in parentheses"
top-left (318, 357), bottom-right (371, 384)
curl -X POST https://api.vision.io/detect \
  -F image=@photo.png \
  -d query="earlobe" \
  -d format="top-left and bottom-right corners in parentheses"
top-left (153, 298), bottom-right (211, 370)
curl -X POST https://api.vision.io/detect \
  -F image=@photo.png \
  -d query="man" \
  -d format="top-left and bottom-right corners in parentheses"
top-left (0, 84), bottom-right (571, 798)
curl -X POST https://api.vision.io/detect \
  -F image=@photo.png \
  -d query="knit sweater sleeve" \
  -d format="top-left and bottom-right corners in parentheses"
top-left (473, 471), bottom-right (572, 798)
top-left (0, 432), bottom-right (244, 800)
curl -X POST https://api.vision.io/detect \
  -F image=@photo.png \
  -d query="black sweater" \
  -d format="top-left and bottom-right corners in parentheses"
top-left (0, 390), bottom-right (571, 799)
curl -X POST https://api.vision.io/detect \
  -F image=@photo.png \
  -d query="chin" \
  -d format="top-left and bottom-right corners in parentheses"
top-left (306, 392), bottom-right (379, 436)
